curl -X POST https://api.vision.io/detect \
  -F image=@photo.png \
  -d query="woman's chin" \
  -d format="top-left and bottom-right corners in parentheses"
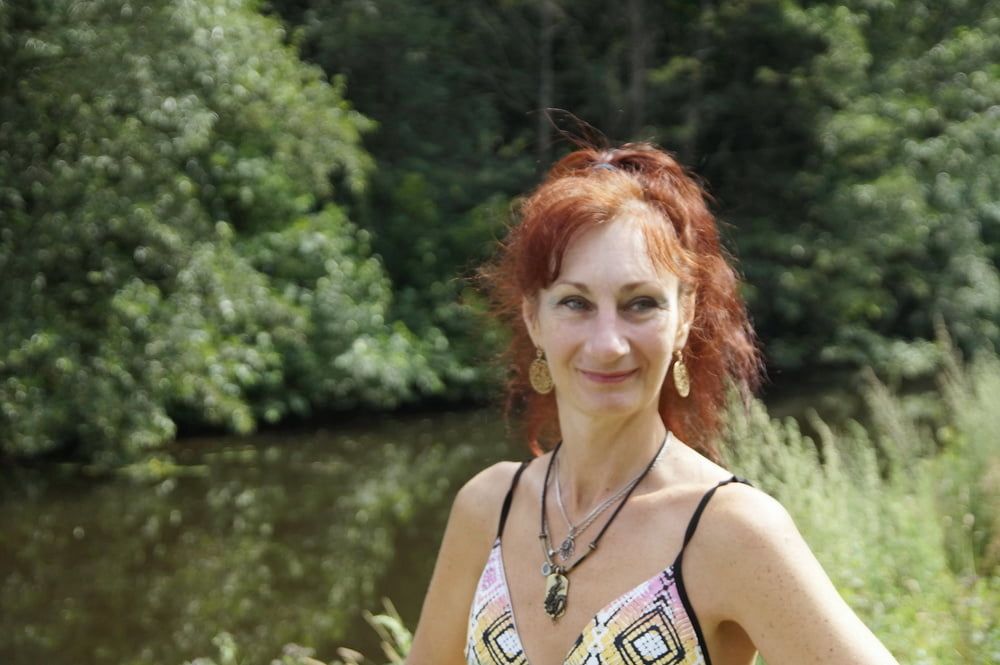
top-left (562, 391), bottom-right (647, 419)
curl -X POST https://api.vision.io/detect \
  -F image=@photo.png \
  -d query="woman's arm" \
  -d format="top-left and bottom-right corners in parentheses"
top-left (699, 485), bottom-right (899, 665)
top-left (406, 462), bottom-right (519, 665)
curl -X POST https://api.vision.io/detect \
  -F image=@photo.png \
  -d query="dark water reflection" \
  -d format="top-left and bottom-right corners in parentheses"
top-left (0, 408), bottom-right (519, 665)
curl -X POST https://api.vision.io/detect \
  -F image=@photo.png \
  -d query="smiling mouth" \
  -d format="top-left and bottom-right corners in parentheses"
top-left (579, 369), bottom-right (638, 384)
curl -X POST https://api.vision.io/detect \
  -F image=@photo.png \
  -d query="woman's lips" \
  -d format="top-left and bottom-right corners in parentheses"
top-left (579, 368), bottom-right (638, 384)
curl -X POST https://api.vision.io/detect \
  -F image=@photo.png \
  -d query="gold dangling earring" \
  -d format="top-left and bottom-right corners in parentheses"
top-left (529, 348), bottom-right (554, 394)
top-left (672, 349), bottom-right (690, 398)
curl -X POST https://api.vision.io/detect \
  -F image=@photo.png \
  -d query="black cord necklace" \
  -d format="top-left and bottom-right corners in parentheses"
top-left (538, 432), bottom-right (670, 620)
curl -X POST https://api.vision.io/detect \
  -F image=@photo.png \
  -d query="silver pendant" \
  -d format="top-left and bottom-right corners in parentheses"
top-left (541, 561), bottom-right (553, 576)
top-left (544, 571), bottom-right (569, 620)
top-left (557, 535), bottom-right (575, 560)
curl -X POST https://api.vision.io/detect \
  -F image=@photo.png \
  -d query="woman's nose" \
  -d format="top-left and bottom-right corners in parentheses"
top-left (586, 309), bottom-right (629, 360)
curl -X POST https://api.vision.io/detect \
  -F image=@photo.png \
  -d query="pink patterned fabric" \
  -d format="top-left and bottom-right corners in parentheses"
top-left (466, 539), bottom-right (708, 665)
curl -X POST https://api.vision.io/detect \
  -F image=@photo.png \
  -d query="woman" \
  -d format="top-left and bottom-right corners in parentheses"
top-left (407, 143), bottom-right (898, 664)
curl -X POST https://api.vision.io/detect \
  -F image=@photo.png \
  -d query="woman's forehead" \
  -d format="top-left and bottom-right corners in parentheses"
top-left (555, 218), bottom-right (681, 289)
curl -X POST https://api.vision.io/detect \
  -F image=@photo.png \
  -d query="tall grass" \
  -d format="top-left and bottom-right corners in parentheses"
top-left (188, 350), bottom-right (999, 665)
top-left (723, 349), bottom-right (999, 663)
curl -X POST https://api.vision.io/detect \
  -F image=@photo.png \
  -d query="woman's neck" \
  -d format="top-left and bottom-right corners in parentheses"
top-left (553, 409), bottom-right (668, 516)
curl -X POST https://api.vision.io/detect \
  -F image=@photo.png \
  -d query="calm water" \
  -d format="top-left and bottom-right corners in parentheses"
top-left (0, 408), bottom-right (518, 665)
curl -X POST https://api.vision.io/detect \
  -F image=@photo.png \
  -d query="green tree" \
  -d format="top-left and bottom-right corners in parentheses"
top-left (626, 0), bottom-right (1000, 376)
top-left (266, 0), bottom-right (535, 383)
top-left (271, 0), bottom-right (1000, 380)
top-left (764, 0), bottom-right (1000, 374)
top-left (270, 0), bottom-right (540, 286)
top-left (0, 0), bottom-right (479, 463)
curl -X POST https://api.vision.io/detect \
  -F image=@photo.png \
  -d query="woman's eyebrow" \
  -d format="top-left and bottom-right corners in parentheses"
top-left (551, 280), bottom-right (664, 293)
top-left (620, 281), bottom-right (662, 292)
top-left (551, 280), bottom-right (592, 293)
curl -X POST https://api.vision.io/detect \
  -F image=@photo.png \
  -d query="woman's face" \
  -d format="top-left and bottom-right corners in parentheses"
top-left (523, 214), bottom-right (691, 424)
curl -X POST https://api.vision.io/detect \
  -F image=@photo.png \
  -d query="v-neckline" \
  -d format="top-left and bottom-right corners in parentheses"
top-left (493, 537), bottom-right (686, 665)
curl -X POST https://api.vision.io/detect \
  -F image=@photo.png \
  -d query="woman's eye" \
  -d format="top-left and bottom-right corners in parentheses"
top-left (559, 296), bottom-right (590, 311)
top-left (626, 297), bottom-right (661, 312)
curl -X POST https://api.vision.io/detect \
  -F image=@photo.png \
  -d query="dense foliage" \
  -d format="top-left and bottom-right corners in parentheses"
top-left (766, 0), bottom-right (1000, 373)
top-left (2, 0), bottom-right (999, 460)
top-left (273, 0), bottom-right (1000, 376)
top-left (0, 0), bottom-right (487, 463)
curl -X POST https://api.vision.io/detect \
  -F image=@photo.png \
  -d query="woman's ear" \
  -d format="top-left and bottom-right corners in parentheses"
top-left (522, 297), bottom-right (541, 347)
top-left (675, 288), bottom-right (696, 349)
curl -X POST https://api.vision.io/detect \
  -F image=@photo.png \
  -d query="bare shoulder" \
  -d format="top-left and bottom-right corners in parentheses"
top-left (407, 460), bottom-right (528, 665)
top-left (690, 482), bottom-right (808, 584)
top-left (690, 483), bottom-right (900, 664)
top-left (457, 459), bottom-right (524, 500)
top-left (682, 482), bottom-right (804, 613)
top-left (450, 460), bottom-right (526, 543)
top-left (699, 481), bottom-right (797, 549)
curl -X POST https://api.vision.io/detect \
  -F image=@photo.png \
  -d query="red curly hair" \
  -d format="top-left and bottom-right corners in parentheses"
top-left (483, 142), bottom-right (761, 462)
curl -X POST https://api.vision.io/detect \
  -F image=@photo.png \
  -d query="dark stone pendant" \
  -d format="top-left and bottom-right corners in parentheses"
top-left (544, 571), bottom-right (569, 620)
top-left (557, 535), bottom-right (575, 560)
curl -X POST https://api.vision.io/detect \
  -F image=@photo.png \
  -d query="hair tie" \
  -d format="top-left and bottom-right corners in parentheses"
top-left (592, 162), bottom-right (616, 172)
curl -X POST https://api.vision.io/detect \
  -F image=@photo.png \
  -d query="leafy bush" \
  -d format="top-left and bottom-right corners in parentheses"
top-left (748, 1), bottom-right (1000, 373)
top-left (0, 0), bottom-right (489, 464)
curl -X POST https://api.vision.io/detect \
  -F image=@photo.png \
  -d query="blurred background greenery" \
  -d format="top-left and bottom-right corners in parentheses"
top-left (0, 0), bottom-right (998, 663)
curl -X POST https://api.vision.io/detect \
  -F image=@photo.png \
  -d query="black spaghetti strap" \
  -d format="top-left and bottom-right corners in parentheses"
top-left (672, 475), bottom-right (751, 665)
top-left (678, 475), bottom-right (751, 561)
top-left (496, 461), bottom-right (530, 539)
